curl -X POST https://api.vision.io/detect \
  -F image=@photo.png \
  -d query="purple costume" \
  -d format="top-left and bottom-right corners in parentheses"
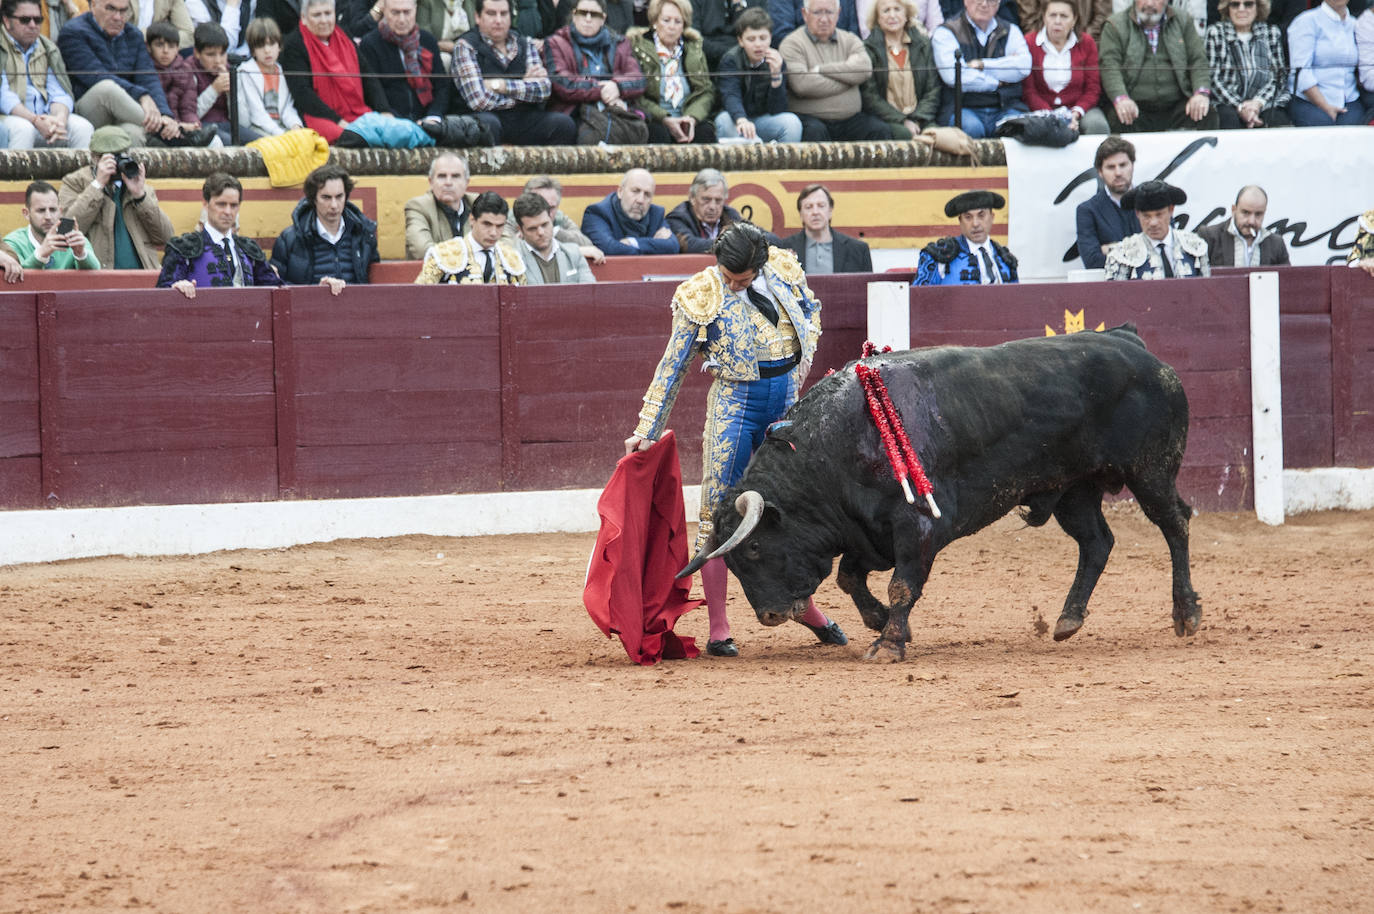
top-left (156, 229), bottom-right (285, 288)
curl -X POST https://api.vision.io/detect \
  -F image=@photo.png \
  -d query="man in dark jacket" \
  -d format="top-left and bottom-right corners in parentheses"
top-left (713, 7), bottom-right (802, 142)
top-left (778, 183), bottom-right (872, 274)
top-left (358, 0), bottom-right (453, 124)
top-left (270, 163), bottom-right (379, 293)
top-left (581, 168), bottom-right (680, 256)
top-left (57, 0), bottom-right (177, 145)
top-left (1076, 135), bottom-right (1141, 270)
top-left (666, 169), bottom-right (746, 255)
top-left (1197, 185), bottom-right (1290, 268)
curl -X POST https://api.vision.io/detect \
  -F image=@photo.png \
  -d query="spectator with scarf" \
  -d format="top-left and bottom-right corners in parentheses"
top-left (280, 0), bottom-right (384, 143)
top-left (628, 0), bottom-right (717, 143)
top-left (545, 0), bottom-right (646, 123)
top-left (359, 0), bottom-right (453, 123)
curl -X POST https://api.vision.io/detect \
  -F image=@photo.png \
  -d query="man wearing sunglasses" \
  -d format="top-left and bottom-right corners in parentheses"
top-left (0, 0), bottom-right (95, 148)
top-left (1099, 0), bottom-right (1219, 131)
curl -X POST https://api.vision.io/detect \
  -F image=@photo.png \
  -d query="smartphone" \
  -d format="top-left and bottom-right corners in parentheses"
top-left (56, 217), bottom-right (75, 234)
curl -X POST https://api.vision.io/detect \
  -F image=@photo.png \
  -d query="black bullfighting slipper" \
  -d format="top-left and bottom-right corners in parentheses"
top-left (706, 638), bottom-right (739, 657)
top-left (804, 620), bottom-right (849, 646)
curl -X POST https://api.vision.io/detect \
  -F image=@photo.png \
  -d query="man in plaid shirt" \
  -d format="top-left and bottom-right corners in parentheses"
top-left (451, 0), bottom-right (578, 144)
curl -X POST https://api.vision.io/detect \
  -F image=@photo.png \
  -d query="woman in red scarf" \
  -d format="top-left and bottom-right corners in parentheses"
top-left (280, 0), bottom-right (385, 143)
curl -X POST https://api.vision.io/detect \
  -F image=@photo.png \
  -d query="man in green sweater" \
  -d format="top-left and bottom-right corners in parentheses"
top-left (4, 180), bottom-right (100, 270)
top-left (1098, 0), bottom-right (1219, 132)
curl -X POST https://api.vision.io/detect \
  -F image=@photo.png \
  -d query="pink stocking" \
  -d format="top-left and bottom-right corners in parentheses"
top-left (701, 557), bottom-right (731, 642)
top-left (799, 597), bottom-right (829, 629)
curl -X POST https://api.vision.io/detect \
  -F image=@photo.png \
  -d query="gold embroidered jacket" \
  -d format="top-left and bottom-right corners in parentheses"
top-left (1348, 210), bottom-right (1374, 267)
top-left (633, 247), bottom-right (821, 440)
top-left (414, 234), bottom-right (527, 285)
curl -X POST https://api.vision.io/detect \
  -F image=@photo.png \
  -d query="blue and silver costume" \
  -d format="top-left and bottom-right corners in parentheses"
top-left (634, 247), bottom-right (821, 549)
top-left (912, 235), bottom-right (1019, 286)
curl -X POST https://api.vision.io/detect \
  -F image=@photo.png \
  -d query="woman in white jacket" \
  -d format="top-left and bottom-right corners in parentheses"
top-left (237, 17), bottom-right (304, 137)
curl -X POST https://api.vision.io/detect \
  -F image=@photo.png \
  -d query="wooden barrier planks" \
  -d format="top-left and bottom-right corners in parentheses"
top-left (0, 294), bottom-right (40, 507)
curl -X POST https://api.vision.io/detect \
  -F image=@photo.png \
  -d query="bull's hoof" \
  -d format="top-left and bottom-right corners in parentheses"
top-left (862, 638), bottom-right (906, 662)
top-left (1174, 611), bottom-right (1201, 637)
top-left (1053, 615), bottom-right (1083, 641)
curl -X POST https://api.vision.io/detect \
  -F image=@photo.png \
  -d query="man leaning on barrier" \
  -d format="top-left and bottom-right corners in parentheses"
top-left (159, 172), bottom-right (285, 296)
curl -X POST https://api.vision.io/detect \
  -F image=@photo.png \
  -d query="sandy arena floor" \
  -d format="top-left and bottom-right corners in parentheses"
top-left (2, 505), bottom-right (1372, 913)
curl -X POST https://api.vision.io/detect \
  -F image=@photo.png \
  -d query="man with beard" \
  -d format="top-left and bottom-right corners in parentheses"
top-left (580, 167), bottom-right (679, 256)
top-left (1076, 135), bottom-right (1143, 270)
top-left (1197, 185), bottom-right (1290, 267)
top-left (1098, 0), bottom-right (1218, 132)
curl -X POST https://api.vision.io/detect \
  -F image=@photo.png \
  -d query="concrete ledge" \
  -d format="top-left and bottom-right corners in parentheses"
top-left (0, 487), bottom-right (702, 568)
top-left (1283, 468), bottom-right (1374, 514)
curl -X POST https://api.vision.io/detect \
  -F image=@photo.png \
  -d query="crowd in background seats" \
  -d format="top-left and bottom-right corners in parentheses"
top-left (1, 0), bottom-right (1370, 152)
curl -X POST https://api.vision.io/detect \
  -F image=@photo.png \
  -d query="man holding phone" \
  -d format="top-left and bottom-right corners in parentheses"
top-left (4, 180), bottom-right (100, 270)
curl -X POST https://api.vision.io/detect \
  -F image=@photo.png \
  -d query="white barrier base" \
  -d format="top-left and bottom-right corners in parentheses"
top-left (0, 487), bottom-right (702, 568)
top-left (2, 471), bottom-right (1371, 567)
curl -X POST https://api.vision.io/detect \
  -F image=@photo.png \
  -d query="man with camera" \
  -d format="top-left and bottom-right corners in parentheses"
top-left (4, 181), bottom-right (99, 270)
top-left (58, 125), bottom-right (174, 270)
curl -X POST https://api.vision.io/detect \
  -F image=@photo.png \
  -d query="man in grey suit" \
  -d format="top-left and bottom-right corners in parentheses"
top-left (404, 152), bottom-right (475, 259)
top-left (1196, 185), bottom-right (1290, 268)
top-left (777, 183), bottom-right (872, 274)
top-left (514, 193), bottom-right (594, 285)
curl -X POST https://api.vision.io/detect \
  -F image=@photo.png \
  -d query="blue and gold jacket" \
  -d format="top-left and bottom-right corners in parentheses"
top-left (633, 247), bottom-right (821, 440)
top-left (913, 235), bottom-right (1019, 286)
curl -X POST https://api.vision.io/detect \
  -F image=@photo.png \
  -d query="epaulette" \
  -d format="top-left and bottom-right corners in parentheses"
top-left (672, 266), bottom-right (725, 325)
top-left (1110, 234), bottom-right (1151, 268)
top-left (238, 236), bottom-right (268, 263)
top-left (922, 236), bottom-right (960, 264)
top-left (1360, 210), bottom-right (1374, 235)
top-left (495, 238), bottom-right (526, 276)
top-left (1176, 230), bottom-right (1208, 259)
top-left (766, 245), bottom-right (804, 284)
top-left (426, 236), bottom-right (469, 274)
top-left (165, 231), bottom-right (205, 259)
top-left (991, 240), bottom-right (1018, 271)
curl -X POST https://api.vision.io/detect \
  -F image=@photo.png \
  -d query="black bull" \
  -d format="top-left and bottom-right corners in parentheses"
top-left (680, 325), bottom-right (1202, 661)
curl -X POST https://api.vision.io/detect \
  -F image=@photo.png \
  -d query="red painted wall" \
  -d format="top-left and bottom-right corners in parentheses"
top-left (0, 266), bottom-right (1369, 514)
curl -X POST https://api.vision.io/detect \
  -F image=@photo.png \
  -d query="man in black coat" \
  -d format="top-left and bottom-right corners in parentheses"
top-left (777, 183), bottom-right (872, 274)
top-left (357, 0), bottom-right (453, 123)
top-left (1076, 135), bottom-right (1141, 270)
top-left (270, 163), bottom-right (379, 292)
top-left (665, 168), bottom-right (746, 254)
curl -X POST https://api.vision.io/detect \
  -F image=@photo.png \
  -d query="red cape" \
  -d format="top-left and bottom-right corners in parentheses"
top-left (583, 431), bottom-right (703, 665)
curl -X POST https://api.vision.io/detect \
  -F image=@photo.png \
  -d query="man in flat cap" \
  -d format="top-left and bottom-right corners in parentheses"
top-left (913, 190), bottom-right (1018, 286)
top-left (57, 125), bottom-right (174, 270)
top-left (1104, 179), bottom-right (1209, 281)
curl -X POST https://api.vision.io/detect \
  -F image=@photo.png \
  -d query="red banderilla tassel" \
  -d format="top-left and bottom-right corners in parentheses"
top-left (855, 358), bottom-right (941, 518)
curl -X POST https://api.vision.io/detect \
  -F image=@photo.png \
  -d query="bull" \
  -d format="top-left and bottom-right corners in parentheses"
top-left (680, 325), bottom-right (1202, 661)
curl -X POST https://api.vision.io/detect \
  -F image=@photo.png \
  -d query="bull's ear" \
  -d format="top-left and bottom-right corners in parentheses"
top-left (763, 501), bottom-right (783, 521)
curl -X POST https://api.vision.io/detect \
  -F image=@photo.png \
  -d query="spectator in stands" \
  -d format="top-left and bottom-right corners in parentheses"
top-left (629, 0), bottom-right (717, 143)
top-left (270, 162), bottom-right (378, 293)
top-left (159, 172), bottom-right (285, 296)
top-left (1104, 179), bottom-right (1209, 280)
top-left (940, 0), bottom-right (1019, 26)
top-left (504, 174), bottom-right (604, 262)
top-left (667, 169), bottom-right (745, 254)
top-left (867, 0), bottom-right (943, 34)
top-left (914, 190), bottom-right (1017, 285)
top-left (714, 8), bottom-right (803, 142)
top-left (1360, 8), bottom-right (1374, 101)
top-left (405, 152), bottom-right (474, 258)
top-left (513, 192), bottom-right (595, 283)
top-left (863, 0), bottom-right (941, 138)
top-left (1348, 205), bottom-right (1374, 276)
top-left (359, 0), bottom-right (453, 126)
top-left (58, 0), bottom-right (179, 145)
top-left (1076, 134), bottom-right (1140, 270)
top-left (932, 0), bottom-right (1032, 137)
top-left (1111, 0), bottom-right (1206, 36)
top-left (698, 0), bottom-right (757, 68)
top-left (281, 0), bottom-right (379, 144)
top-left (147, 21), bottom-right (216, 145)
top-left (545, 0), bottom-right (647, 137)
top-left (581, 166), bottom-right (680, 255)
top-left (190, 22), bottom-right (253, 143)
top-left (5, 180), bottom-right (100, 269)
top-left (416, 190), bottom-right (527, 283)
top-left (1197, 184), bottom-right (1290, 266)
top-left (778, 183), bottom-right (873, 273)
top-left (1287, 0), bottom-right (1367, 124)
top-left (58, 126), bottom-right (174, 269)
top-left (1205, 0), bottom-right (1291, 126)
top-left (781, 0), bottom-right (890, 140)
top-left (1099, 0), bottom-right (1218, 130)
top-left (185, 0), bottom-right (260, 59)
top-left (0, 0), bottom-right (95, 149)
top-left (237, 16), bottom-right (303, 137)
top-left (771, 0), bottom-right (859, 45)
top-left (137, 0), bottom-right (195, 48)
top-left (452, 0), bottom-right (577, 144)
top-left (1019, 0), bottom-right (1108, 38)
top-left (258, 0), bottom-right (304, 33)
top-left (1025, 0), bottom-right (1110, 132)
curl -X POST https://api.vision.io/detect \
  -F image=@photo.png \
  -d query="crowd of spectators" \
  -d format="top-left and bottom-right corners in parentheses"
top-left (0, 0), bottom-right (1367, 151)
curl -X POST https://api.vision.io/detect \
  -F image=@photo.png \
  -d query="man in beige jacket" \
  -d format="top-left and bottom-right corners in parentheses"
top-left (404, 152), bottom-right (475, 259)
top-left (779, 0), bottom-right (888, 141)
top-left (57, 125), bottom-right (174, 270)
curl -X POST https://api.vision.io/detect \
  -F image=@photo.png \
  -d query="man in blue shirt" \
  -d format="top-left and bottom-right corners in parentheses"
top-left (0, 0), bottom-right (94, 148)
top-left (931, 0), bottom-right (1031, 138)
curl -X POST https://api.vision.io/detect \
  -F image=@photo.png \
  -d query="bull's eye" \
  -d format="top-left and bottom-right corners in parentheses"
top-left (743, 540), bottom-right (761, 561)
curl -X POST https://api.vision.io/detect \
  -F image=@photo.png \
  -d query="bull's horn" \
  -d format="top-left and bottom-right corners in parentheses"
top-left (674, 491), bottom-right (765, 579)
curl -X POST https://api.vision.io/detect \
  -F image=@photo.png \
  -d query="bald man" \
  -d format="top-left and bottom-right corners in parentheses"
top-left (579, 167), bottom-right (680, 256)
top-left (1196, 185), bottom-right (1290, 268)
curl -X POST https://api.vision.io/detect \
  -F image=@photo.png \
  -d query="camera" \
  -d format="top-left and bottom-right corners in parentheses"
top-left (114, 153), bottom-right (140, 181)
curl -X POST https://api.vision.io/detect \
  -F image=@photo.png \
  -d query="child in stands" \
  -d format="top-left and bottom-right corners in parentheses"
top-left (236, 17), bottom-right (304, 138)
